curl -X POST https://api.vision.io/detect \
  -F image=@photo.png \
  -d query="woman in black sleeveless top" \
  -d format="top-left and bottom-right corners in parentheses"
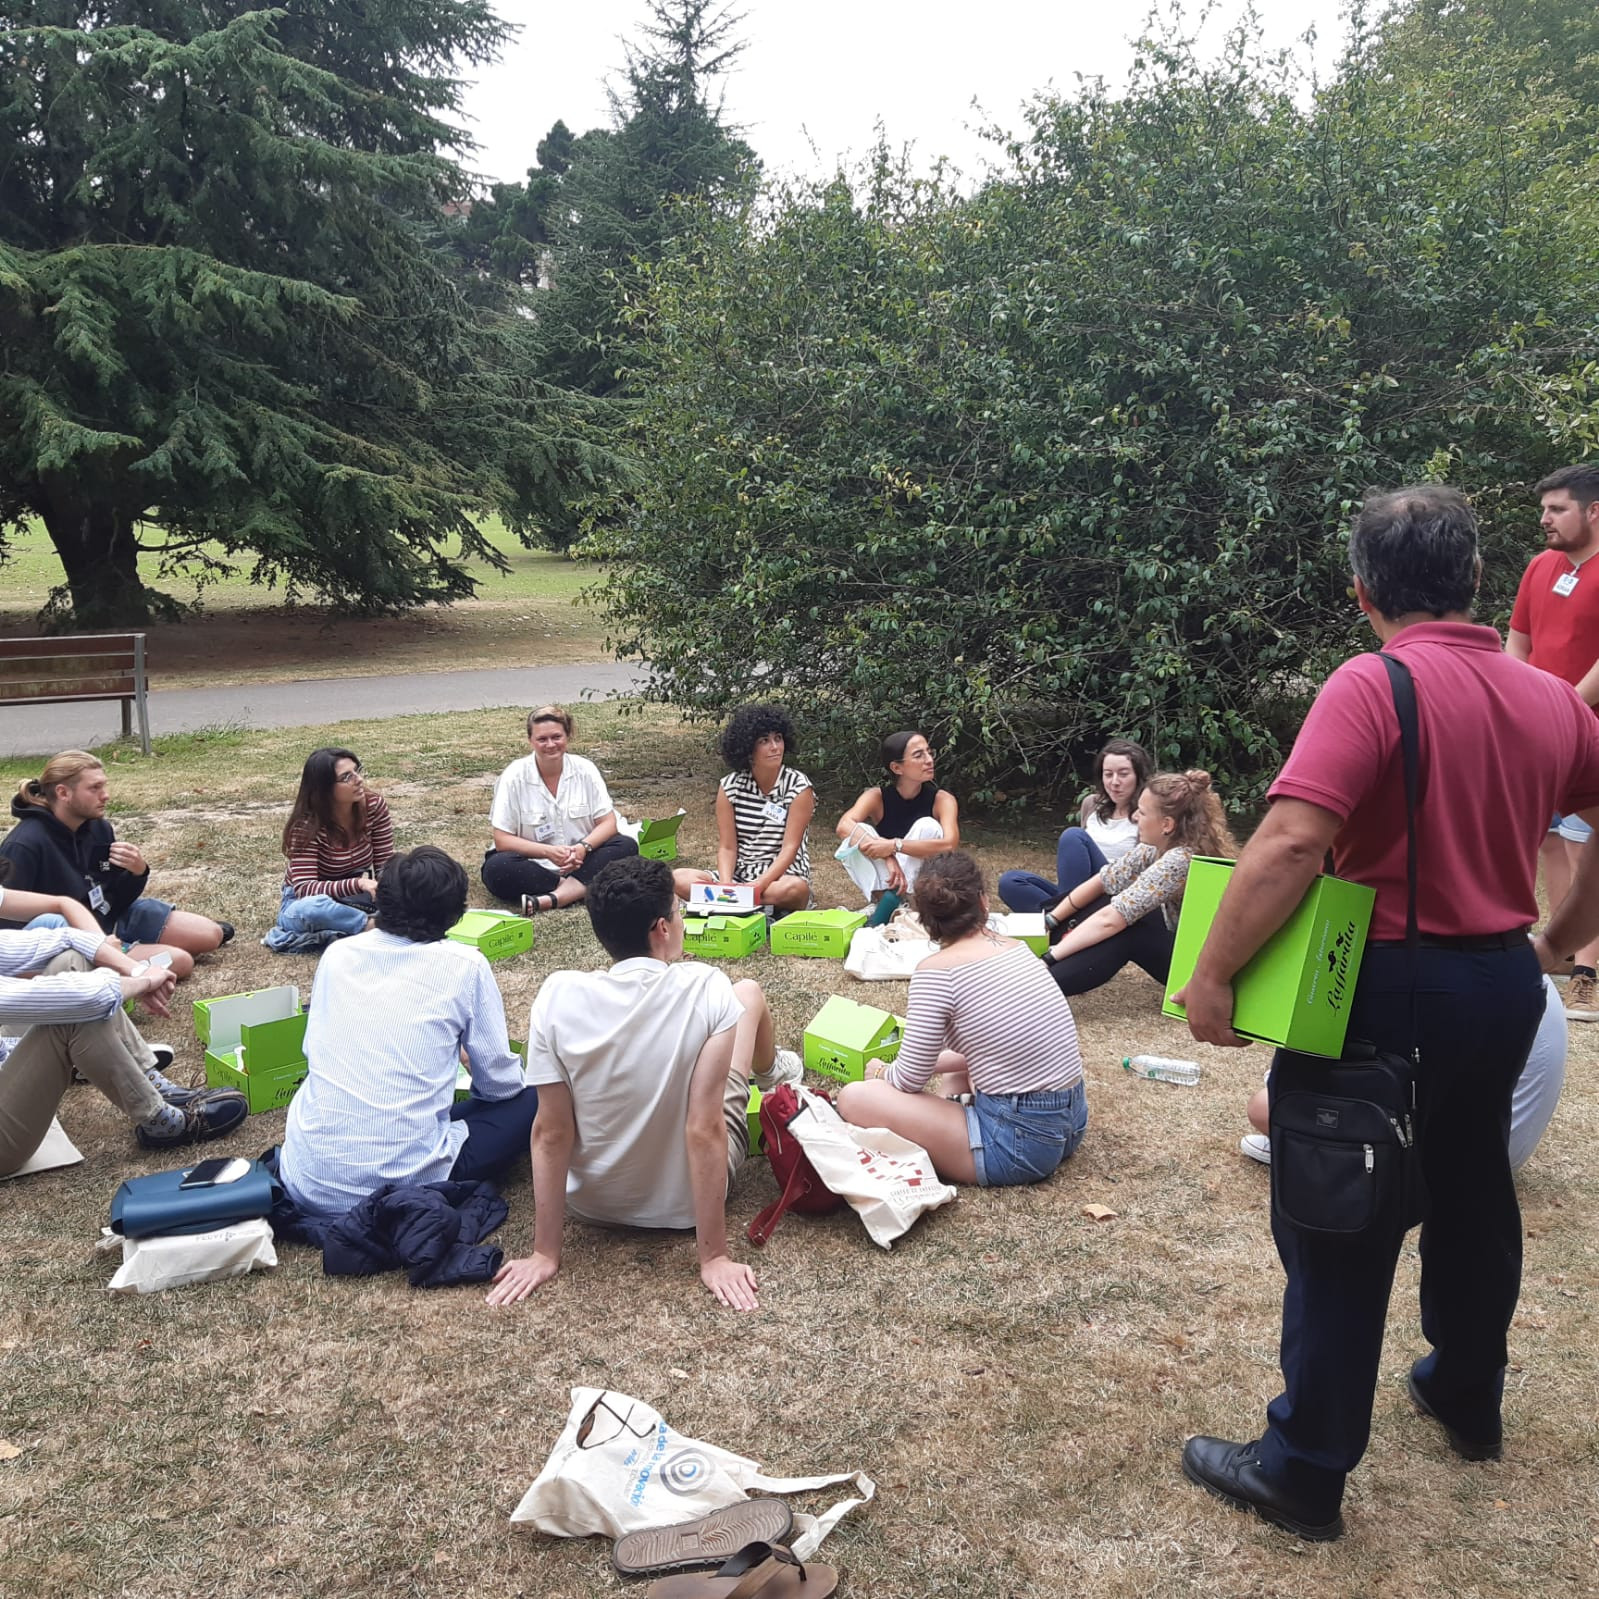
top-left (835, 730), bottom-right (960, 921)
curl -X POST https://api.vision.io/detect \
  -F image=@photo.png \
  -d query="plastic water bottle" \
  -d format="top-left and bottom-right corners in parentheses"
top-left (1123, 1054), bottom-right (1202, 1086)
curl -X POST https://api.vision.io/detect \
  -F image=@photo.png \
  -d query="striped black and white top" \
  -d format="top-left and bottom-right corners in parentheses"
top-left (884, 940), bottom-right (1084, 1097)
top-left (719, 766), bottom-right (813, 883)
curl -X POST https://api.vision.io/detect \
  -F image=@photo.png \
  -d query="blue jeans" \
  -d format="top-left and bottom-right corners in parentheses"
top-left (1554, 811), bottom-right (1592, 845)
top-left (998, 827), bottom-right (1108, 915)
top-left (23, 913), bottom-right (68, 931)
top-left (116, 896), bottom-right (176, 946)
top-left (963, 1081), bottom-right (1088, 1187)
top-left (448, 1087), bottom-right (540, 1184)
top-left (274, 884), bottom-right (371, 940)
top-left (1254, 943), bottom-right (1543, 1511)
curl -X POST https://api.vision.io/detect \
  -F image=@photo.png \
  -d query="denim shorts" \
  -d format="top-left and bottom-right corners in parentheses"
top-left (115, 895), bottom-right (176, 946)
top-left (964, 1081), bottom-right (1088, 1188)
top-left (1554, 811), bottom-right (1593, 845)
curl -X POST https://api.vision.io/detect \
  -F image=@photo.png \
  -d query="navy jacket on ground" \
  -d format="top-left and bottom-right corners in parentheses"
top-left (0, 796), bottom-right (148, 933)
top-left (321, 1180), bottom-right (508, 1288)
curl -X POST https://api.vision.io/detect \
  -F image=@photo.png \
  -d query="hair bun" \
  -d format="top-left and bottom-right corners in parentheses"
top-left (1184, 768), bottom-right (1212, 791)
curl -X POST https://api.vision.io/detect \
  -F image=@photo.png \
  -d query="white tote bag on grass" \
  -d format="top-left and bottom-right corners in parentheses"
top-left (785, 1087), bottom-right (958, 1249)
top-left (843, 926), bottom-right (937, 980)
top-left (511, 1388), bottom-right (874, 1560)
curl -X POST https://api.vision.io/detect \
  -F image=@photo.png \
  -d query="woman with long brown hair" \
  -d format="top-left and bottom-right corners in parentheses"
top-left (838, 851), bottom-right (1087, 1187)
top-left (998, 737), bottom-right (1152, 913)
top-left (1041, 768), bottom-right (1236, 997)
top-left (265, 747), bottom-right (395, 950)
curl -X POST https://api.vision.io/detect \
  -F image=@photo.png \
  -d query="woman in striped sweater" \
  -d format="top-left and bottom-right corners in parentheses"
top-left (269, 748), bottom-right (396, 946)
top-left (838, 851), bottom-right (1088, 1187)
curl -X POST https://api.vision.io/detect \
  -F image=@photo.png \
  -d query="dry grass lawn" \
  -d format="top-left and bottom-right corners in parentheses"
top-left (1, 704), bottom-right (1595, 1599)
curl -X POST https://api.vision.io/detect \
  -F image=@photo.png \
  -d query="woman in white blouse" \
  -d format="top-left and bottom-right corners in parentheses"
top-left (481, 706), bottom-right (638, 913)
top-left (998, 738), bottom-right (1151, 914)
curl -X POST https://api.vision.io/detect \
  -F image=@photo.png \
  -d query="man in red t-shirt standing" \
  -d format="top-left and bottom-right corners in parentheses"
top-left (1176, 486), bottom-right (1599, 1541)
top-left (1508, 463), bottom-right (1599, 1021)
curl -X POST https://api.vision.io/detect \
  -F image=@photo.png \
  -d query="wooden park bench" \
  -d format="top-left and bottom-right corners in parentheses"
top-left (0, 633), bottom-right (152, 754)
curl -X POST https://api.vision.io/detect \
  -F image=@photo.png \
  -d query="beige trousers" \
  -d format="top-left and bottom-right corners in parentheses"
top-left (0, 952), bottom-right (164, 1177)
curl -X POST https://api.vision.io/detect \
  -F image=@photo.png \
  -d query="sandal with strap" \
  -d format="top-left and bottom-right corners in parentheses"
top-left (643, 1541), bottom-right (838, 1599)
top-left (520, 893), bottom-right (559, 916)
top-left (613, 1501), bottom-right (795, 1580)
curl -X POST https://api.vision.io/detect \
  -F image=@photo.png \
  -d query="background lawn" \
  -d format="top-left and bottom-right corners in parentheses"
top-left (0, 519), bottom-right (612, 689)
top-left (0, 708), bottom-right (1594, 1598)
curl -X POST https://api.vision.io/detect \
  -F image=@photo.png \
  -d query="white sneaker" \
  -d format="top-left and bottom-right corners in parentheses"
top-left (1239, 1132), bottom-right (1271, 1165)
top-left (753, 1048), bottom-right (804, 1093)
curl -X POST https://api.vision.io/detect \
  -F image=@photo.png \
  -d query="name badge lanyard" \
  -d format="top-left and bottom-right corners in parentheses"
top-left (1554, 569), bottom-right (1580, 597)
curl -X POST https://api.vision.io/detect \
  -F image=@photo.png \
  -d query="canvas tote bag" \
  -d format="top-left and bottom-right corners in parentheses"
top-left (510, 1387), bottom-right (874, 1560)
top-left (783, 1086), bottom-right (958, 1249)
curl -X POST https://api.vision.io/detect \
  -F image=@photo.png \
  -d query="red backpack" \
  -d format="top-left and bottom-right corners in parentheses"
top-left (746, 1082), bottom-right (845, 1246)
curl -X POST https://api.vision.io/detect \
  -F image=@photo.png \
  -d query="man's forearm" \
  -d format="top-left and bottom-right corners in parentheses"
top-left (685, 1122), bottom-right (732, 1263)
top-left (1544, 816), bottom-right (1599, 955)
top-left (1574, 658), bottom-right (1599, 707)
top-left (1191, 833), bottom-right (1324, 985)
top-left (529, 1134), bottom-right (572, 1261)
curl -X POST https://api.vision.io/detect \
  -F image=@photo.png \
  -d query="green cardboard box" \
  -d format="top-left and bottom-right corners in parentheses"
top-left (204, 1047), bottom-right (309, 1114)
top-left (446, 909), bottom-right (534, 962)
top-left (747, 1084), bottom-right (764, 1156)
top-left (988, 912), bottom-right (1049, 955)
top-left (193, 984), bottom-right (295, 1047)
top-left (635, 810), bottom-right (687, 862)
top-left (682, 911), bottom-right (767, 959)
top-left (196, 984), bottom-right (309, 1113)
top-left (1162, 857), bottom-right (1377, 1058)
top-left (769, 907), bottom-right (868, 959)
top-left (803, 995), bottom-right (906, 1084)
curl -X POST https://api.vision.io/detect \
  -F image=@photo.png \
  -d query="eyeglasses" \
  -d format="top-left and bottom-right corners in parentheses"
top-left (574, 1393), bottom-right (655, 1451)
top-left (334, 766), bottom-right (363, 785)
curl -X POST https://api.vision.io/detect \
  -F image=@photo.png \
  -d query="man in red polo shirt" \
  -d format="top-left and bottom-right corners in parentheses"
top-left (1176, 486), bottom-right (1599, 1541)
top-left (1508, 463), bottom-right (1599, 1021)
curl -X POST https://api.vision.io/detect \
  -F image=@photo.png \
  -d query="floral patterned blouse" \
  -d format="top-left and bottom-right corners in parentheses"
top-left (1098, 843), bottom-right (1192, 931)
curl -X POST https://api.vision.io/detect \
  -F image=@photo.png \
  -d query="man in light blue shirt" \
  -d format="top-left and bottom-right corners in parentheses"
top-left (0, 869), bottom-right (248, 1173)
top-left (279, 848), bottom-right (537, 1217)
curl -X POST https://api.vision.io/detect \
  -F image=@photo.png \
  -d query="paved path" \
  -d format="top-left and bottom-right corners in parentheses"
top-left (0, 661), bottom-right (647, 757)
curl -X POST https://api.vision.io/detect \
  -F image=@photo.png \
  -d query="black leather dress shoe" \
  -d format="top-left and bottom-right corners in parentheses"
top-left (1407, 1368), bottom-right (1502, 1461)
top-left (1181, 1435), bottom-right (1344, 1541)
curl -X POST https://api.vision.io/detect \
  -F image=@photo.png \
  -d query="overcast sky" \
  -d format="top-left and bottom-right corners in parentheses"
top-left (463, 0), bottom-right (1352, 189)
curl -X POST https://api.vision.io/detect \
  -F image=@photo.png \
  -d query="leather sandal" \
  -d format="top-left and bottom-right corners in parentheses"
top-left (613, 1501), bottom-right (795, 1580)
top-left (643, 1540), bottom-right (838, 1598)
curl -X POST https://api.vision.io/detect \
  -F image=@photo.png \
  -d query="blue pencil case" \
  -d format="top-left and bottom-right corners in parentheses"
top-left (110, 1161), bottom-right (283, 1239)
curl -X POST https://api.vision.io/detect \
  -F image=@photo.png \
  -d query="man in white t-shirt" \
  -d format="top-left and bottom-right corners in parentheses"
top-left (486, 856), bottom-right (801, 1311)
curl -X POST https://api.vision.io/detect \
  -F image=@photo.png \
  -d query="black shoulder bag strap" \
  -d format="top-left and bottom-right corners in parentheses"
top-left (1378, 650), bottom-right (1421, 1062)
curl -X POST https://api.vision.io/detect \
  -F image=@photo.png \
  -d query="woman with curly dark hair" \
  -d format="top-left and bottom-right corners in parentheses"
top-left (673, 704), bottom-right (815, 912)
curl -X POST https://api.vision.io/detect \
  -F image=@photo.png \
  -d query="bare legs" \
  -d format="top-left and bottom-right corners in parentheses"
top-left (837, 1049), bottom-right (978, 1184)
top-left (730, 979), bottom-right (776, 1078)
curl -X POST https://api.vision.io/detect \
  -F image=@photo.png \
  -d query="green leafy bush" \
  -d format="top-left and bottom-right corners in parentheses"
top-left (594, 8), bottom-right (1599, 804)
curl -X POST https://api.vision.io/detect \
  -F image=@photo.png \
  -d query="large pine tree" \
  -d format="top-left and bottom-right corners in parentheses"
top-left (537, 0), bottom-right (757, 396)
top-left (0, 2), bottom-right (606, 624)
